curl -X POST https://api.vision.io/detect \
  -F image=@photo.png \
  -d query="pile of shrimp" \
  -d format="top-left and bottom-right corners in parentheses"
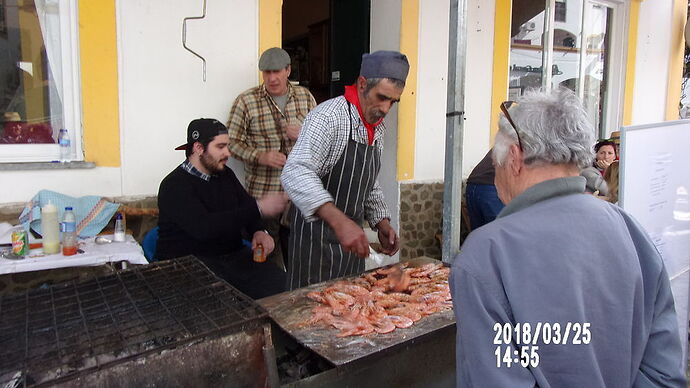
top-left (304, 262), bottom-right (452, 337)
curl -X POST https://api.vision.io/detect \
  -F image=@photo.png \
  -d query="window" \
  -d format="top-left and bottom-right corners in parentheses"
top-left (555, 0), bottom-right (566, 23)
top-left (508, 0), bottom-right (626, 138)
top-left (0, 0), bottom-right (81, 163)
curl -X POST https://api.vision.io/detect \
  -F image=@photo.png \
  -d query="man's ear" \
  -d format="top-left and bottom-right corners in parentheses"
top-left (356, 76), bottom-right (367, 91)
top-left (286, 65), bottom-right (292, 78)
top-left (508, 144), bottom-right (523, 176)
top-left (192, 141), bottom-right (204, 155)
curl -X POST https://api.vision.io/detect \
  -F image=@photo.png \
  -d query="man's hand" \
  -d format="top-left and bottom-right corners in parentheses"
top-left (280, 118), bottom-right (302, 141)
top-left (252, 230), bottom-right (275, 256)
top-left (376, 218), bottom-right (399, 256)
top-left (258, 151), bottom-right (287, 168)
top-left (318, 203), bottom-right (370, 258)
top-left (257, 192), bottom-right (288, 218)
top-left (285, 123), bottom-right (301, 141)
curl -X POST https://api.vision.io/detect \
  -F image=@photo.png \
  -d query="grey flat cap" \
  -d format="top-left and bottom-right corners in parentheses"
top-left (259, 47), bottom-right (290, 71)
top-left (360, 51), bottom-right (409, 82)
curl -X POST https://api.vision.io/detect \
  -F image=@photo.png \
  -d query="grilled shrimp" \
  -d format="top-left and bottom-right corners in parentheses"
top-left (387, 315), bottom-right (414, 328)
top-left (306, 291), bottom-right (326, 304)
top-left (411, 263), bottom-right (443, 278)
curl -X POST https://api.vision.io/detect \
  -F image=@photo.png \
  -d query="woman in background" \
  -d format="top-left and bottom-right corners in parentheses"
top-left (581, 140), bottom-right (617, 195)
top-left (603, 161), bottom-right (620, 204)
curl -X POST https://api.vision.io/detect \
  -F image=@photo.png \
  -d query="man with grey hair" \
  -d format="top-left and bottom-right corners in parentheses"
top-left (450, 88), bottom-right (685, 387)
top-left (281, 51), bottom-right (408, 289)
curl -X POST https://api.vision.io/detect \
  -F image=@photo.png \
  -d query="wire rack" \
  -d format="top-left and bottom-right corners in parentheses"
top-left (0, 256), bottom-right (267, 386)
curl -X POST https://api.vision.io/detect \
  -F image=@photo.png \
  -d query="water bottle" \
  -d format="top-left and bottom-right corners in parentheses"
top-left (58, 129), bottom-right (71, 162)
top-left (113, 213), bottom-right (125, 242)
top-left (61, 206), bottom-right (77, 256)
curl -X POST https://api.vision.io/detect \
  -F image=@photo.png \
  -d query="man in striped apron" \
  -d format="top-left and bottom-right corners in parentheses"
top-left (281, 51), bottom-right (409, 290)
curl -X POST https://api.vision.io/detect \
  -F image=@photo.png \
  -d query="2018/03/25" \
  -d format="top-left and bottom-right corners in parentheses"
top-left (492, 322), bottom-right (592, 368)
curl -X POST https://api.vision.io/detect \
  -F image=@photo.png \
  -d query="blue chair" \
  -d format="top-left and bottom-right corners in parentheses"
top-left (142, 226), bottom-right (159, 262)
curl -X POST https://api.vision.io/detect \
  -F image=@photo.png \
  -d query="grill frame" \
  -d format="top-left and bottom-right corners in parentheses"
top-left (0, 256), bottom-right (269, 387)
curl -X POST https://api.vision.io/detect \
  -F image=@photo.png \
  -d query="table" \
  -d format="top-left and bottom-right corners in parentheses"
top-left (0, 234), bottom-right (148, 275)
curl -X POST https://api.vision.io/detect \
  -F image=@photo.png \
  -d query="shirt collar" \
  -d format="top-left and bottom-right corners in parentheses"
top-left (344, 84), bottom-right (382, 145)
top-left (340, 96), bottom-right (386, 144)
top-left (497, 176), bottom-right (586, 219)
top-left (180, 159), bottom-right (211, 181)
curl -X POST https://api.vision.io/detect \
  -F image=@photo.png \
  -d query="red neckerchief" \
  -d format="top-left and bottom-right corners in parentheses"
top-left (344, 84), bottom-right (381, 145)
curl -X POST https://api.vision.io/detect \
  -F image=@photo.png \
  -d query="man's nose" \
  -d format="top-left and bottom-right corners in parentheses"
top-left (379, 101), bottom-right (394, 115)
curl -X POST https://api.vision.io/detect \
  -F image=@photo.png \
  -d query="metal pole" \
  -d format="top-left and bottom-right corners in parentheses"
top-left (542, 0), bottom-right (556, 88)
top-left (442, 0), bottom-right (468, 263)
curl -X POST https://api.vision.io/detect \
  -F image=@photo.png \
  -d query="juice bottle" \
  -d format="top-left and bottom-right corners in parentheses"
top-left (61, 207), bottom-right (78, 256)
top-left (253, 244), bottom-right (266, 263)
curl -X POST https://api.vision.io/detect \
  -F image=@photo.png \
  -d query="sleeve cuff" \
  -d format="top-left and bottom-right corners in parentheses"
top-left (367, 208), bottom-right (390, 229)
top-left (300, 193), bottom-right (334, 223)
top-left (248, 149), bottom-right (260, 164)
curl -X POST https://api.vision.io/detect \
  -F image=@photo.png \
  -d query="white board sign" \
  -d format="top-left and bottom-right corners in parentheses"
top-left (620, 119), bottom-right (690, 364)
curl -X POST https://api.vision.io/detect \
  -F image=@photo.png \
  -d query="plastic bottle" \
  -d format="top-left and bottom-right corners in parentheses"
top-left (113, 213), bottom-right (125, 242)
top-left (61, 206), bottom-right (77, 256)
top-left (41, 202), bottom-right (60, 254)
top-left (58, 128), bottom-right (71, 162)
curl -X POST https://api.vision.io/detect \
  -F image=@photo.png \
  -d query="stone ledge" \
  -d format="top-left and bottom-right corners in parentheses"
top-left (0, 161), bottom-right (96, 171)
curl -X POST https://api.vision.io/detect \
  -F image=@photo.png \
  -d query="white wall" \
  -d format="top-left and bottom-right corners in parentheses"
top-left (118, 0), bottom-right (258, 196)
top-left (414, 0), bottom-right (450, 181)
top-left (0, 168), bottom-right (123, 203)
top-left (462, 0), bottom-right (496, 177)
top-left (371, 0), bottom-right (402, 230)
top-left (0, 0), bottom-right (258, 204)
top-left (631, 0), bottom-right (673, 125)
top-left (412, 0), bottom-right (495, 181)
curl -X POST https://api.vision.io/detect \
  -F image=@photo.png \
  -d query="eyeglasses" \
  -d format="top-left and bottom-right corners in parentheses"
top-left (500, 101), bottom-right (523, 151)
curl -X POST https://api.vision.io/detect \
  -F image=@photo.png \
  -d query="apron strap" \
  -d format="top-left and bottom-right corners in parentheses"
top-left (346, 102), bottom-right (354, 140)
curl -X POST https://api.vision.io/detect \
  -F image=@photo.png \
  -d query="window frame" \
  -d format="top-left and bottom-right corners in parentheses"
top-left (536, 0), bottom-right (628, 139)
top-left (589, 0), bottom-right (627, 139)
top-left (0, 0), bottom-right (82, 163)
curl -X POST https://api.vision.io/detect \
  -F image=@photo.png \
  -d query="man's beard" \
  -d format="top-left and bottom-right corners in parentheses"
top-left (368, 110), bottom-right (385, 122)
top-left (200, 152), bottom-right (226, 174)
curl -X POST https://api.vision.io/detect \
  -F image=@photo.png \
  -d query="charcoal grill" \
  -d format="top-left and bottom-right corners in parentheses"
top-left (260, 258), bottom-right (457, 387)
top-left (0, 256), bottom-right (277, 387)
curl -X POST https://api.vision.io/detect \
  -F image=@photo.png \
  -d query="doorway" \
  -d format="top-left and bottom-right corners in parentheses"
top-left (282, 0), bottom-right (371, 103)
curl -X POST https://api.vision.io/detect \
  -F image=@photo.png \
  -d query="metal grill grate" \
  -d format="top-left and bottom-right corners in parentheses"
top-left (0, 256), bottom-right (267, 386)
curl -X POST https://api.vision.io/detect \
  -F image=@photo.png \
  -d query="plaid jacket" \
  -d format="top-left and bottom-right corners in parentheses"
top-left (226, 83), bottom-right (316, 197)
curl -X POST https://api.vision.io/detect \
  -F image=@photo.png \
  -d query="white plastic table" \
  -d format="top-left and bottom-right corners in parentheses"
top-left (0, 234), bottom-right (148, 275)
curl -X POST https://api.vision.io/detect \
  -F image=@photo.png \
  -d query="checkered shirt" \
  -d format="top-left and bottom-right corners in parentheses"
top-left (226, 83), bottom-right (316, 197)
top-left (280, 96), bottom-right (390, 227)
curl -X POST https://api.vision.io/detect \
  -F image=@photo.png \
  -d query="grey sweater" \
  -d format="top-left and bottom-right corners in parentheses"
top-left (451, 176), bottom-right (685, 387)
